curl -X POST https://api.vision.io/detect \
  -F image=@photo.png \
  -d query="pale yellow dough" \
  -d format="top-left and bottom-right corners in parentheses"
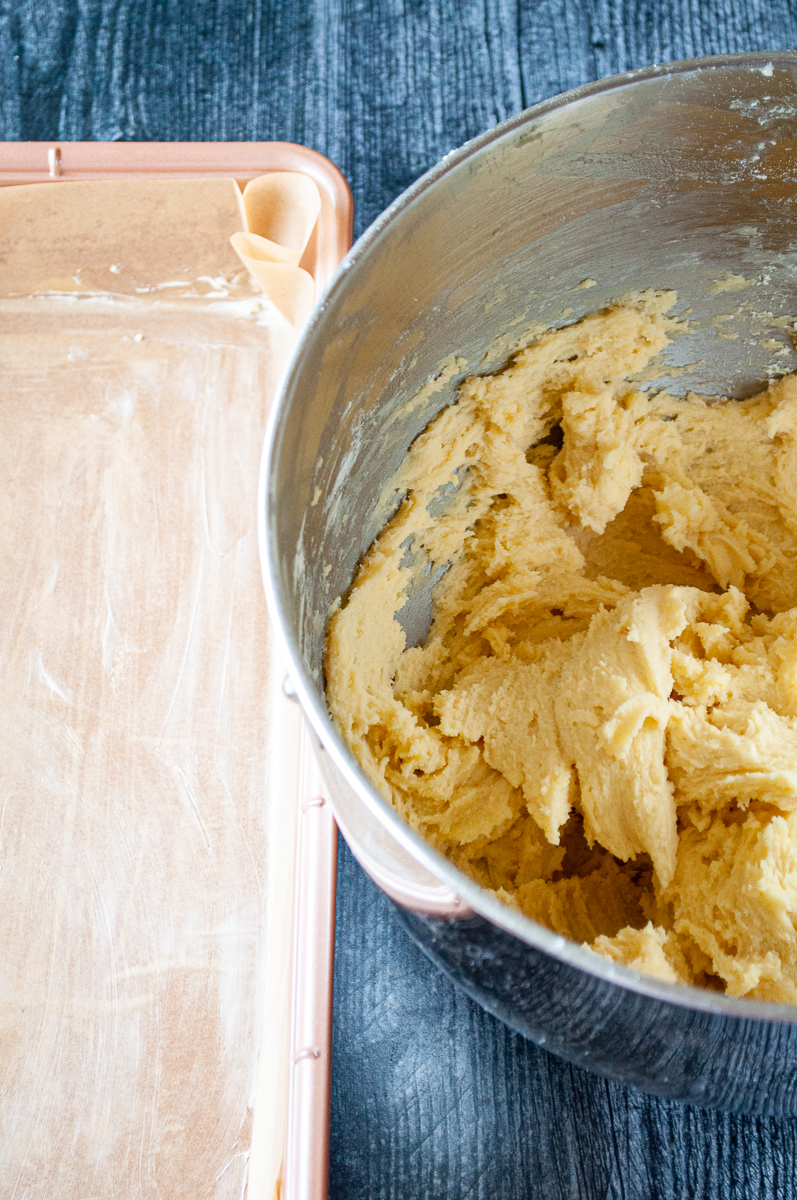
top-left (325, 291), bottom-right (797, 1002)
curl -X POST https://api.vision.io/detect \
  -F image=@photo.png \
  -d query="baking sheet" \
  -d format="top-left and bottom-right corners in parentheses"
top-left (0, 145), bottom-right (351, 1200)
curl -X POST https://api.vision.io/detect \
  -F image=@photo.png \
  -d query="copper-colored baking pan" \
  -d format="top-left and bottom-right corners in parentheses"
top-left (0, 140), bottom-right (352, 1200)
top-left (0, 141), bottom-right (352, 301)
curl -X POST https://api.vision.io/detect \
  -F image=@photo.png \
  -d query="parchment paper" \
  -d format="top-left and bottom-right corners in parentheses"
top-left (0, 174), bottom-right (319, 1199)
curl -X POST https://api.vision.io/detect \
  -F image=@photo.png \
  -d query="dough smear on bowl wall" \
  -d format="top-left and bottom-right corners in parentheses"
top-left (325, 289), bottom-right (797, 1004)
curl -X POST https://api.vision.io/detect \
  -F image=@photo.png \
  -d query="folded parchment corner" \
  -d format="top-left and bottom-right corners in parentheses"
top-left (231, 172), bottom-right (322, 328)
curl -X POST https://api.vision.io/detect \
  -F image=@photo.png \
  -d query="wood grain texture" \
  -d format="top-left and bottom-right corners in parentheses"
top-left (1, 0), bottom-right (797, 236)
top-left (332, 853), bottom-right (797, 1200)
top-left (3, 2), bottom-right (797, 1198)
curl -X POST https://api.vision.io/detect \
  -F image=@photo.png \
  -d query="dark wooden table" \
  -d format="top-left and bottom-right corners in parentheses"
top-left (5, 3), bottom-right (797, 1196)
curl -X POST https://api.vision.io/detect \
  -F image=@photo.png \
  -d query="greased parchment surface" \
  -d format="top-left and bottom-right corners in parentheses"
top-left (0, 177), bottom-right (315, 1199)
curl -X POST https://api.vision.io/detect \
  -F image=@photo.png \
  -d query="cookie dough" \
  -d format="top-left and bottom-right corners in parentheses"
top-left (325, 291), bottom-right (797, 1001)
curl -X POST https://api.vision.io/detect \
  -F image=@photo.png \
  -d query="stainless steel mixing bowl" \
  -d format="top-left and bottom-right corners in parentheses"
top-left (260, 51), bottom-right (797, 1114)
